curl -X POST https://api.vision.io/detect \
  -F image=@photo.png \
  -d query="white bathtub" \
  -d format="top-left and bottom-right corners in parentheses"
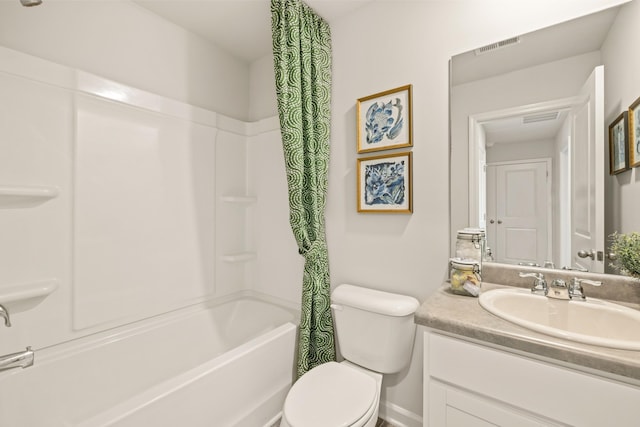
top-left (0, 292), bottom-right (299, 427)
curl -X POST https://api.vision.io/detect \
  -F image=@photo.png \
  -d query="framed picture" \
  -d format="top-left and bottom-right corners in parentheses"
top-left (357, 151), bottom-right (412, 213)
top-left (609, 111), bottom-right (629, 175)
top-left (629, 96), bottom-right (640, 168)
top-left (357, 84), bottom-right (412, 154)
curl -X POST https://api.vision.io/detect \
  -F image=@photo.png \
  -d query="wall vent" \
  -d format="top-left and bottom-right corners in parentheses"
top-left (474, 36), bottom-right (521, 55)
top-left (522, 111), bottom-right (559, 124)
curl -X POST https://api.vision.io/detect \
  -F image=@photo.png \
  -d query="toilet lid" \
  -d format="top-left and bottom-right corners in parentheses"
top-left (284, 362), bottom-right (377, 427)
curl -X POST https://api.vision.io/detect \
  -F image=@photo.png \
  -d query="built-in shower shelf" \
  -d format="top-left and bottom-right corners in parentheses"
top-left (0, 185), bottom-right (59, 208)
top-left (221, 195), bottom-right (257, 204)
top-left (222, 252), bottom-right (256, 263)
top-left (0, 279), bottom-right (59, 312)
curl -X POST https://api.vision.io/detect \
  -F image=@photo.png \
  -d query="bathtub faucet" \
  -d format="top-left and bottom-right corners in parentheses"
top-left (0, 347), bottom-right (34, 372)
top-left (0, 304), bottom-right (10, 327)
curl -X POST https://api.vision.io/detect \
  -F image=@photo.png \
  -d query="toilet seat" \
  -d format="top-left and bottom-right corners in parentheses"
top-left (283, 361), bottom-right (378, 427)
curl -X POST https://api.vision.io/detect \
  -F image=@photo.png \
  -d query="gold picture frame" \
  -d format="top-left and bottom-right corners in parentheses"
top-left (609, 111), bottom-right (629, 175)
top-left (357, 151), bottom-right (412, 213)
top-left (356, 85), bottom-right (413, 154)
top-left (629, 96), bottom-right (640, 168)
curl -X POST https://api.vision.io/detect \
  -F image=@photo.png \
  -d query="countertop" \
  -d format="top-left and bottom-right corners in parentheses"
top-left (415, 282), bottom-right (640, 385)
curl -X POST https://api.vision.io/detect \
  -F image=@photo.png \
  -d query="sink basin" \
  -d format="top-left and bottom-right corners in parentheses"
top-left (479, 288), bottom-right (640, 351)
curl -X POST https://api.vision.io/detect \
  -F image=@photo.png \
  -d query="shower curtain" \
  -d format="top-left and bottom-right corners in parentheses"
top-left (271, 0), bottom-right (335, 378)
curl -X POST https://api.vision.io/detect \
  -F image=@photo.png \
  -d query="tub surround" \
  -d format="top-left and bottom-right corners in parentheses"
top-left (0, 44), bottom-right (286, 355)
top-left (415, 264), bottom-right (640, 384)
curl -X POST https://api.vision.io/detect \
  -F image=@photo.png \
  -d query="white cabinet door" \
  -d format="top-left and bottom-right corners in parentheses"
top-left (424, 331), bottom-right (640, 427)
top-left (429, 380), bottom-right (557, 427)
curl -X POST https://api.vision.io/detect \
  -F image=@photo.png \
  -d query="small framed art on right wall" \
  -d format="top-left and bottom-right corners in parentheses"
top-left (609, 111), bottom-right (629, 174)
top-left (628, 96), bottom-right (640, 168)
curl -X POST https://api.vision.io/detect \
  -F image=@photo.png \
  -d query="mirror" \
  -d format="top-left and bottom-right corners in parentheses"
top-left (450, 1), bottom-right (638, 275)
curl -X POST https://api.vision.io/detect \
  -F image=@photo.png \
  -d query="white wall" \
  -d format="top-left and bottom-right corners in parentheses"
top-left (486, 139), bottom-right (555, 163)
top-left (601, 0), bottom-right (640, 237)
top-left (249, 55), bottom-right (279, 121)
top-left (0, 0), bottom-right (250, 120)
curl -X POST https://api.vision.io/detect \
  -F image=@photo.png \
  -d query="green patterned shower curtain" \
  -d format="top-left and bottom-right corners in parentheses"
top-left (271, 0), bottom-right (336, 378)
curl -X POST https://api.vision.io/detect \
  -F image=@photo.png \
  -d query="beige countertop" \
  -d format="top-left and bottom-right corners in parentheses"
top-left (415, 282), bottom-right (640, 385)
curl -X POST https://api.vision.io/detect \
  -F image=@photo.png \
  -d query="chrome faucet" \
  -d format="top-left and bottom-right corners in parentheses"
top-left (0, 304), bottom-right (10, 327)
top-left (519, 272), bottom-right (603, 301)
top-left (0, 347), bottom-right (34, 372)
top-left (568, 278), bottom-right (602, 301)
top-left (519, 272), bottom-right (547, 295)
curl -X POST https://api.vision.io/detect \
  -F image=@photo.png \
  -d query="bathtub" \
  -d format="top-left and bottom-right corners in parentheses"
top-left (0, 292), bottom-right (299, 427)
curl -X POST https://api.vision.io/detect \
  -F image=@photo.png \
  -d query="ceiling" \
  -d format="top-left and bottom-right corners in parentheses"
top-left (452, 5), bottom-right (621, 146)
top-left (133, 0), bottom-right (375, 63)
top-left (482, 110), bottom-right (570, 146)
top-left (451, 6), bottom-right (620, 86)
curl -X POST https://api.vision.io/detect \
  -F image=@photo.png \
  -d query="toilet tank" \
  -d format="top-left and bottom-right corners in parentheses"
top-left (330, 284), bottom-right (419, 374)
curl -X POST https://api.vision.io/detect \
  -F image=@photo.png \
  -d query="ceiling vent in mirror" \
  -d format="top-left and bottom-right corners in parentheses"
top-left (522, 111), bottom-right (559, 124)
top-left (474, 36), bottom-right (521, 55)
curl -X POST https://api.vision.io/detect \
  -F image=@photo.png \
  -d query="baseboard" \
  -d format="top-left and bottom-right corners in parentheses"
top-left (263, 412), bottom-right (282, 427)
top-left (378, 400), bottom-right (423, 427)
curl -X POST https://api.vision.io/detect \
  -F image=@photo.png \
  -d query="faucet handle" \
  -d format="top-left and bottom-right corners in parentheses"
top-left (575, 278), bottom-right (602, 287)
top-left (519, 272), bottom-right (547, 295)
top-left (568, 278), bottom-right (602, 301)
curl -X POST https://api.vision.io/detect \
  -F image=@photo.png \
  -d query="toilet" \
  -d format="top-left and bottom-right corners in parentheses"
top-left (280, 284), bottom-right (419, 427)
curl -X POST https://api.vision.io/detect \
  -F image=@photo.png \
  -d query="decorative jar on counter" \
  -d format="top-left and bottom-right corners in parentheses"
top-left (450, 228), bottom-right (485, 297)
top-left (455, 228), bottom-right (485, 267)
top-left (449, 258), bottom-right (481, 297)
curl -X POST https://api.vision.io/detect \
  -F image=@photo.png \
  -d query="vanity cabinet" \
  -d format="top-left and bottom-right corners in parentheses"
top-left (423, 330), bottom-right (640, 427)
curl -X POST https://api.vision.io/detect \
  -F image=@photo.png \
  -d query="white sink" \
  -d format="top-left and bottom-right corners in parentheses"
top-left (479, 288), bottom-right (640, 351)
